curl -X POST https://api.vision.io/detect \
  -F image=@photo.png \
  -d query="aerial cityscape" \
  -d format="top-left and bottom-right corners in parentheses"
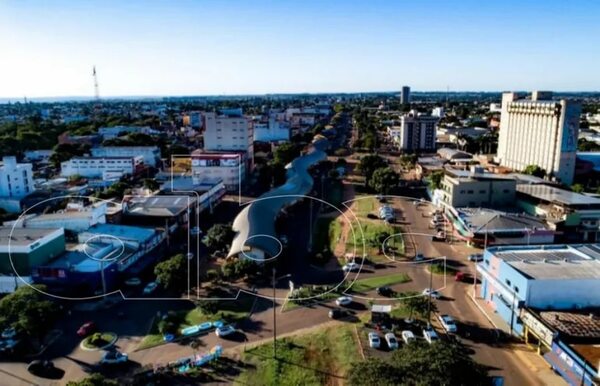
top-left (1, 1), bottom-right (600, 386)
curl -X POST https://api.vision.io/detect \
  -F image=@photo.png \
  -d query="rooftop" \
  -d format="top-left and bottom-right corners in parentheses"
top-left (0, 227), bottom-right (63, 247)
top-left (489, 244), bottom-right (600, 280)
top-left (456, 208), bottom-right (548, 234)
top-left (123, 195), bottom-right (196, 217)
top-left (83, 223), bottom-right (157, 243)
top-left (517, 184), bottom-right (600, 207)
top-left (539, 310), bottom-right (600, 340)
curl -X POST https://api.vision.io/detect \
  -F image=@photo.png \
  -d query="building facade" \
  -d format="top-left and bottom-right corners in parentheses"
top-left (191, 152), bottom-right (246, 192)
top-left (496, 91), bottom-right (581, 185)
top-left (91, 146), bottom-right (161, 167)
top-left (203, 111), bottom-right (253, 152)
top-left (397, 111), bottom-right (438, 152)
top-left (0, 156), bottom-right (35, 198)
top-left (400, 86), bottom-right (411, 104)
top-left (60, 156), bottom-right (144, 179)
top-left (439, 167), bottom-right (516, 208)
top-left (0, 227), bottom-right (65, 276)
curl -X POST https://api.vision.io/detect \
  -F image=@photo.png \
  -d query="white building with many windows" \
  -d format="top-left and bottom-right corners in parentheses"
top-left (496, 91), bottom-right (581, 185)
top-left (91, 146), bottom-right (161, 167)
top-left (203, 111), bottom-right (253, 153)
top-left (60, 156), bottom-right (143, 179)
top-left (0, 156), bottom-right (35, 198)
top-left (394, 111), bottom-right (438, 152)
top-left (191, 151), bottom-right (246, 192)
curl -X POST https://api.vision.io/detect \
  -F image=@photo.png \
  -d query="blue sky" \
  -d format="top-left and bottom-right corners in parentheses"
top-left (1, 0), bottom-right (599, 97)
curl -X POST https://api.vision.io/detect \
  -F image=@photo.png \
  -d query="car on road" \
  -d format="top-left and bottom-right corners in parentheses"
top-left (415, 253), bottom-right (425, 261)
top-left (342, 262), bottom-right (359, 272)
top-left (423, 327), bottom-right (440, 344)
top-left (1, 327), bottom-right (16, 339)
top-left (384, 332), bottom-right (399, 350)
top-left (191, 226), bottom-right (202, 236)
top-left (100, 351), bottom-right (128, 365)
top-left (422, 288), bottom-right (441, 299)
top-left (328, 308), bottom-right (348, 319)
top-left (215, 325), bottom-right (236, 337)
top-left (401, 330), bottom-right (415, 344)
top-left (432, 231), bottom-right (446, 241)
top-left (376, 286), bottom-right (394, 297)
top-left (468, 253), bottom-right (484, 262)
top-left (77, 321), bottom-right (96, 337)
top-left (335, 296), bottom-right (352, 306)
top-left (368, 332), bottom-right (381, 349)
top-left (124, 277), bottom-right (142, 286)
top-left (143, 281), bottom-right (159, 295)
top-left (27, 360), bottom-right (57, 377)
top-left (438, 314), bottom-right (458, 333)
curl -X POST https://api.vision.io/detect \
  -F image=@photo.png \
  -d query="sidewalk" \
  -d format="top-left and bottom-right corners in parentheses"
top-left (468, 292), bottom-right (567, 386)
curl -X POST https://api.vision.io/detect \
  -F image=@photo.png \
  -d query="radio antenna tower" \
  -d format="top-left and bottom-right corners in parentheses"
top-left (92, 66), bottom-right (100, 101)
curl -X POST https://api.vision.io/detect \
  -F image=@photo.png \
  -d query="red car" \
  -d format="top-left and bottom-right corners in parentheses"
top-left (77, 321), bottom-right (96, 337)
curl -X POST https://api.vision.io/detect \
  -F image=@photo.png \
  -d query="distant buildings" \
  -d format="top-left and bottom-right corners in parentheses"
top-left (400, 86), bottom-right (411, 104)
top-left (203, 110), bottom-right (252, 152)
top-left (91, 146), bottom-right (161, 167)
top-left (431, 106), bottom-right (445, 118)
top-left (191, 151), bottom-right (246, 192)
top-left (98, 125), bottom-right (158, 140)
top-left (390, 110), bottom-right (438, 152)
top-left (252, 117), bottom-right (290, 143)
top-left (496, 91), bottom-right (581, 185)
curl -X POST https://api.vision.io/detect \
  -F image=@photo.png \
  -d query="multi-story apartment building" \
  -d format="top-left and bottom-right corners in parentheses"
top-left (0, 156), bottom-right (35, 199)
top-left (394, 110), bottom-right (438, 152)
top-left (60, 156), bottom-right (143, 179)
top-left (202, 111), bottom-right (253, 152)
top-left (401, 86), bottom-right (411, 104)
top-left (91, 146), bottom-right (161, 167)
top-left (496, 91), bottom-right (581, 185)
top-left (253, 117), bottom-right (290, 142)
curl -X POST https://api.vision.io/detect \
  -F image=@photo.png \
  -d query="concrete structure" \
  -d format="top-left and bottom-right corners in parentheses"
top-left (60, 156), bottom-right (144, 179)
top-left (431, 106), bottom-right (445, 118)
top-left (121, 194), bottom-right (197, 234)
top-left (446, 207), bottom-right (553, 246)
top-left (396, 111), bottom-right (438, 152)
top-left (91, 146), bottom-right (161, 167)
top-left (253, 117), bottom-right (290, 142)
top-left (400, 86), bottom-right (411, 104)
top-left (517, 184), bottom-right (600, 243)
top-left (8, 201), bottom-right (107, 233)
top-left (496, 91), bottom-right (581, 185)
top-left (0, 227), bottom-right (65, 277)
top-left (0, 156), bottom-right (35, 199)
top-left (439, 167), bottom-right (516, 208)
top-left (191, 151), bottom-right (246, 192)
top-left (203, 111), bottom-right (252, 152)
top-left (98, 125), bottom-right (158, 140)
top-left (477, 244), bottom-right (600, 336)
top-left (24, 150), bottom-right (53, 163)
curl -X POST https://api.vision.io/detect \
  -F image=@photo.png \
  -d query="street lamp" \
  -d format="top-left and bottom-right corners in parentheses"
top-left (272, 269), bottom-right (292, 359)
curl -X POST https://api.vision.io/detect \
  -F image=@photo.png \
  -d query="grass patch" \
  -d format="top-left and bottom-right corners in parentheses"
top-left (236, 325), bottom-right (360, 386)
top-left (82, 332), bottom-right (116, 349)
top-left (429, 262), bottom-right (458, 276)
top-left (348, 273), bottom-right (411, 294)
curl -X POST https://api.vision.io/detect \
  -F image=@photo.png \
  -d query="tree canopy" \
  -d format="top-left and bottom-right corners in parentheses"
top-left (204, 223), bottom-right (234, 252)
top-left (358, 154), bottom-right (386, 187)
top-left (370, 167), bottom-right (400, 194)
top-left (523, 165), bottom-right (546, 178)
top-left (154, 253), bottom-right (187, 292)
top-left (273, 142), bottom-right (301, 165)
top-left (0, 285), bottom-right (58, 339)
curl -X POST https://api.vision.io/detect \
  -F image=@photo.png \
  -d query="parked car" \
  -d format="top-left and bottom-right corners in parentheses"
top-left (415, 253), bottom-right (425, 261)
top-left (423, 327), bottom-right (440, 344)
top-left (215, 325), bottom-right (236, 337)
top-left (342, 262), bottom-right (359, 272)
top-left (1, 327), bottom-right (17, 339)
top-left (328, 308), bottom-right (348, 319)
top-left (27, 360), bottom-right (59, 377)
top-left (432, 231), bottom-right (446, 241)
top-left (100, 351), bottom-right (128, 365)
top-left (384, 332), bottom-right (399, 350)
top-left (368, 332), bottom-right (381, 349)
top-left (438, 314), bottom-right (458, 333)
top-left (335, 296), bottom-right (352, 306)
top-left (190, 226), bottom-right (203, 236)
top-left (124, 277), bottom-right (142, 286)
top-left (77, 322), bottom-right (96, 337)
top-left (376, 286), bottom-right (394, 297)
top-left (401, 330), bottom-right (416, 344)
top-left (143, 281), bottom-right (159, 295)
top-left (422, 288), bottom-right (441, 299)
top-left (468, 253), bottom-right (484, 262)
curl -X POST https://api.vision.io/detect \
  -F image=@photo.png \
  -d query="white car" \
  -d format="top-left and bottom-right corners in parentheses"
top-left (368, 332), bottom-right (381, 349)
top-left (384, 332), bottom-right (399, 350)
top-left (423, 327), bottom-right (440, 344)
top-left (401, 330), bottom-right (415, 344)
top-left (342, 262), bottom-right (359, 272)
top-left (438, 314), bottom-right (458, 333)
top-left (100, 351), bottom-right (128, 365)
top-left (422, 288), bottom-right (441, 299)
top-left (215, 325), bottom-right (236, 337)
top-left (143, 282), bottom-right (159, 295)
top-left (335, 296), bottom-right (352, 306)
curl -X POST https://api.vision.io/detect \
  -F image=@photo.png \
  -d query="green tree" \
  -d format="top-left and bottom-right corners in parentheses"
top-left (347, 358), bottom-right (400, 386)
top-left (523, 164), bottom-right (546, 178)
top-left (66, 373), bottom-right (118, 386)
top-left (0, 285), bottom-right (58, 339)
top-left (154, 254), bottom-right (187, 292)
top-left (428, 170), bottom-right (445, 190)
top-left (572, 183), bottom-right (585, 193)
top-left (370, 167), bottom-right (400, 194)
top-left (358, 154), bottom-right (386, 186)
top-left (143, 178), bottom-right (160, 191)
top-left (204, 224), bottom-right (234, 252)
top-left (274, 142), bottom-right (301, 165)
top-left (398, 291), bottom-right (437, 321)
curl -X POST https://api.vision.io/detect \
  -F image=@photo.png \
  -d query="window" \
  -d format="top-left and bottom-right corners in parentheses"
top-left (467, 190), bottom-right (474, 194)
top-left (514, 286), bottom-right (519, 293)
top-left (505, 279), bottom-right (511, 286)
top-left (479, 190), bottom-right (486, 194)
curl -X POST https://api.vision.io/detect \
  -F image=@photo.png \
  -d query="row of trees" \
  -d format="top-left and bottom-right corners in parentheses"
top-left (358, 154), bottom-right (400, 194)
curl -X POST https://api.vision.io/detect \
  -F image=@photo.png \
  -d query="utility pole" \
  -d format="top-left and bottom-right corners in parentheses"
top-left (427, 264), bottom-right (433, 326)
top-left (272, 267), bottom-right (277, 358)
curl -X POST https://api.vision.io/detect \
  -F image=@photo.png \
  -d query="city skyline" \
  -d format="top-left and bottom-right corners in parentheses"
top-left (1, 0), bottom-right (600, 98)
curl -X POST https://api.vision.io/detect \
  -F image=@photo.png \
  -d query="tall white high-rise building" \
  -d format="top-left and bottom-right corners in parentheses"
top-left (395, 110), bottom-right (438, 152)
top-left (203, 110), bottom-right (253, 153)
top-left (0, 156), bottom-right (35, 198)
top-left (496, 91), bottom-right (581, 185)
